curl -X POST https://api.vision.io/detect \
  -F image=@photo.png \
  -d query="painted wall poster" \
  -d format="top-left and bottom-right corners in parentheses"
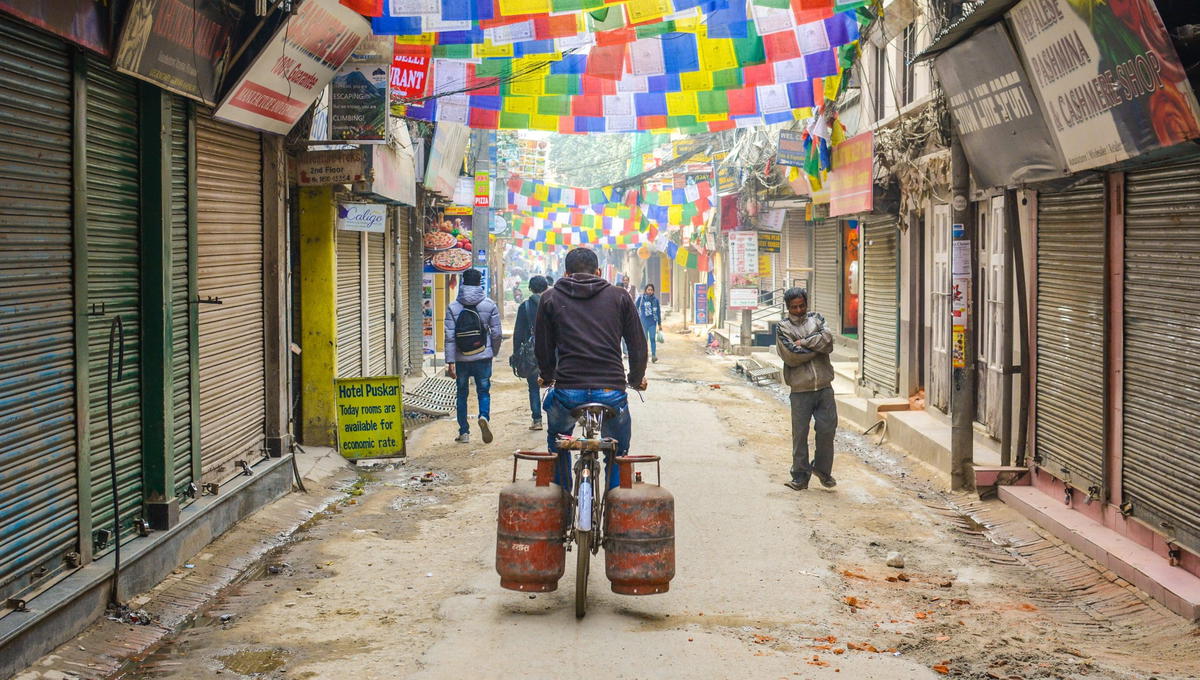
top-left (214, 0), bottom-right (369, 135)
top-left (114, 0), bottom-right (241, 105)
top-left (423, 205), bottom-right (473, 273)
top-left (330, 35), bottom-right (392, 142)
top-left (334, 376), bottom-right (405, 459)
top-left (1007, 0), bottom-right (1200, 172)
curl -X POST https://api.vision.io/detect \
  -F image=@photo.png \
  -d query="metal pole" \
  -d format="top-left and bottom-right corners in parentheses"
top-left (949, 137), bottom-right (976, 491)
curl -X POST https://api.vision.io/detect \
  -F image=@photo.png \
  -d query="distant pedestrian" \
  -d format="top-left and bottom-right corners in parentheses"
top-left (512, 280), bottom-right (524, 305)
top-left (776, 288), bottom-right (837, 490)
top-left (512, 275), bottom-right (549, 430)
top-left (634, 284), bottom-right (662, 363)
top-left (446, 268), bottom-right (502, 444)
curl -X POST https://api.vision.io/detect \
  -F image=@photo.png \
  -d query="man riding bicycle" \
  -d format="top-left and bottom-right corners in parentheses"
top-left (534, 247), bottom-right (649, 490)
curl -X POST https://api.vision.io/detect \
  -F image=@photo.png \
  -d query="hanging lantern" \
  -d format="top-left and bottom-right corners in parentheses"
top-left (638, 245), bottom-right (652, 260)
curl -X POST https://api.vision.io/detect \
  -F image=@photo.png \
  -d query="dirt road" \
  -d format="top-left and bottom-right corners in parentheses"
top-left (99, 329), bottom-right (1200, 680)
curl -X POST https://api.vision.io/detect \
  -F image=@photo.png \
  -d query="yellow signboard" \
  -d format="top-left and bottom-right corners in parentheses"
top-left (335, 376), bottom-right (406, 459)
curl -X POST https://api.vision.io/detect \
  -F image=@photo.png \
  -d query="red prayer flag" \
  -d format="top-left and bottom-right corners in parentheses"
top-left (339, 0), bottom-right (381, 16)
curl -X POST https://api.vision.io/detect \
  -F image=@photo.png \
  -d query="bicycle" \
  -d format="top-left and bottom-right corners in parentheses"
top-left (556, 402), bottom-right (619, 619)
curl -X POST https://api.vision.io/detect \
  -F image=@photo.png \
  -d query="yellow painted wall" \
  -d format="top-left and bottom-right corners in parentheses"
top-left (299, 187), bottom-right (337, 446)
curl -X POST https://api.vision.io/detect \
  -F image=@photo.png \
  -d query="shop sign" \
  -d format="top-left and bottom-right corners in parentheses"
top-left (828, 132), bottom-right (874, 217)
top-left (758, 254), bottom-right (773, 278)
top-left (331, 35), bottom-right (392, 143)
top-left (1007, 0), bottom-right (1200, 172)
top-left (215, 0), bottom-right (370, 135)
top-left (776, 130), bottom-right (806, 167)
top-left (423, 206), bottom-right (473, 273)
top-left (694, 284), bottom-right (710, 324)
top-left (935, 24), bottom-right (1064, 188)
top-left (713, 151), bottom-right (738, 195)
top-left (391, 44), bottom-right (431, 101)
top-left (759, 210), bottom-right (785, 232)
top-left (336, 202), bottom-right (386, 232)
top-left (474, 172), bottom-right (491, 208)
top-left (757, 231), bottom-right (782, 253)
top-left (334, 377), bottom-right (405, 459)
top-left (0, 0), bottom-right (113, 55)
top-left (421, 273), bottom-right (435, 355)
top-left (728, 231), bottom-right (759, 286)
top-left (297, 149), bottom-right (365, 185)
top-left (114, 0), bottom-right (240, 105)
top-left (729, 287), bottom-right (759, 311)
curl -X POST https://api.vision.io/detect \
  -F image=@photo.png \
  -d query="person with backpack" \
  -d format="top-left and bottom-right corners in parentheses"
top-left (634, 283), bottom-right (663, 363)
top-left (445, 268), bottom-right (502, 444)
top-left (510, 275), bottom-right (549, 430)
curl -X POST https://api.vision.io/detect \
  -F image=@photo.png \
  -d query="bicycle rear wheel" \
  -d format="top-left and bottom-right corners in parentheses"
top-left (575, 530), bottom-right (590, 618)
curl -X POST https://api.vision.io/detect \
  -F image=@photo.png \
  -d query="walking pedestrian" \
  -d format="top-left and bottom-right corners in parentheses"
top-left (511, 275), bottom-right (549, 430)
top-left (445, 268), bottom-right (502, 444)
top-left (776, 288), bottom-right (837, 490)
top-left (634, 284), bottom-right (662, 363)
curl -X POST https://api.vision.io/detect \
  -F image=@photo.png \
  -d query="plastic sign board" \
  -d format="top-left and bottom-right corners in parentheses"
top-left (215, 0), bottom-right (370, 135)
top-left (729, 287), bottom-right (760, 311)
top-left (298, 149), bottom-right (365, 185)
top-left (336, 203), bottom-right (386, 232)
top-left (334, 376), bottom-right (405, 459)
top-left (330, 35), bottom-right (392, 143)
top-left (776, 130), bottom-right (806, 167)
top-left (694, 284), bottom-right (709, 324)
top-left (757, 231), bottom-right (782, 253)
top-left (114, 0), bottom-right (240, 105)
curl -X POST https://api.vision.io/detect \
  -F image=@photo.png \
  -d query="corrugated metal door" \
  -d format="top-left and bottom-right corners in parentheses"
top-left (337, 228), bottom-right (363, 377)
top-left (929, 204), bottom-right (951, 412)
top-left (396, 207), bottom-right (411, 375)
top-left (861, 215), bottom-right (899, 396)
top-left (84, 57), bottom-right (143, 550)
top-left (169, 97), bottom-right (195, 501)
top-left (785, 211), bottom-right (810, 291)
top-left (811, 219), bottom-right (840, 334)
top-left (0, 17), bottom-right (78, 596)
top-left (1123, 159), bottom-right (1200, 554)
top-left (366, 230), bottom-right (387, 376)
top-left (1035, 179), bottom-right (1105, 493)
top-left (196, 113), bottom-right (265, 484)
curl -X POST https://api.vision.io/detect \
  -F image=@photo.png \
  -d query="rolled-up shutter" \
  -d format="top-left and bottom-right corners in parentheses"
top-left (84, 57), bottom-right (143, 551)
top-left (0, 17), bottom-right (78, 595)
top-left (861, 215), bottom-right (899, 396)
top-left (367, 230), bottom-right (387, 376)
top-left (1123, 159), bottom-right (1200, 554)
top-left (196, 113), bottom-right (265, 484)
top-left (396, 207), bottom-right (411, 375)
top-left (336, 229), bottom-right (363, 377)
top-left (811, 220), bottom-right (840, 334)
top-left (785, 211), bottom-right (810, 291)
top-left (169, 97), bottom-right (195, 501)
top-left (1035, 179), bottom-right (1104, 493)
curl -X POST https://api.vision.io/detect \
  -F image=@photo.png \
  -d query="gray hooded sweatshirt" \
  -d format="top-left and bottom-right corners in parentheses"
top-left (445, 285), bottom-right (502, 363)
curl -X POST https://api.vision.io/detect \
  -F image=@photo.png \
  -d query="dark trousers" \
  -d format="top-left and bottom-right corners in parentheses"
top-left (526, 374), bottom-right (542, 422)
top-left (790, 387), bottom-right (837, 483)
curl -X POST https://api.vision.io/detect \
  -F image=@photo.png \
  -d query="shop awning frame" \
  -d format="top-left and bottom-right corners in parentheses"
top-left (910, 0), bottom-right (1020, 63)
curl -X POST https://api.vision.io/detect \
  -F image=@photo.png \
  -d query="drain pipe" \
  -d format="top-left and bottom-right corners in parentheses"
top-left (106, 316), bottom-right (126, 606)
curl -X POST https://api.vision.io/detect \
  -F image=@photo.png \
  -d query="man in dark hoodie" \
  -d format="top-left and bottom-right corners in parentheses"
top-left (445, 268), bottom-right (502, 444)
top-left (511, 275), bottom-right (549, 430)
top-left (535, 248), bottom-right (648, 490)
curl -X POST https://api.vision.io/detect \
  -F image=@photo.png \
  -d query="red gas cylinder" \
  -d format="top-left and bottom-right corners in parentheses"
top-left (496, 452), bottom-right (566, 592)
top-left (604, 455), bottom-right (675, 595)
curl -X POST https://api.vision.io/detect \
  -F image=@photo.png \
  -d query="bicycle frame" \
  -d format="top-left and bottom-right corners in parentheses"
top-left (559, 407), bottom-right (616, 554)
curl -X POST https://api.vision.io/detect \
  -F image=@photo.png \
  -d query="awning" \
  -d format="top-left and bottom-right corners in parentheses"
top-left (910, 0), bottom-right (1020, 63)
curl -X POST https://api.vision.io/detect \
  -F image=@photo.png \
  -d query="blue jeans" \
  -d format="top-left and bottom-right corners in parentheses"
top-left (526, 374), bottom-right (542, 422)
top-left (544, 388), bottom-right (631, 491)
top-left (641, 317), bottom-right (657, 357)
top-left (455, 360), bottom-right (492, 434)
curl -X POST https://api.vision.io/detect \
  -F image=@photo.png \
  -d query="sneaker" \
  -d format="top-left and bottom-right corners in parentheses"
top-left (529, 420), bottom-right (543, 431)
top-left (478, 416), bottom-right (494, 444)
top-left (817, 473), bottom-right (837, 488)
top-left (652, 356), bottom-right (659, 363)
top-left (454, 432), bottom-right (470, 444)
top-left (784, 480), bottom-right (808, 491)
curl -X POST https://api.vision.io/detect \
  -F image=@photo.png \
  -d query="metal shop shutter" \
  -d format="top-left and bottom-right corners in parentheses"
top-left (811, 220), bottom-right (840, 334)
top-left (196, 113), bottom-right (265, 484)
top-left (366, 229), bottom-right (388, 376)
top-left (785, 211), bottom-right (811, 290)
top-left (861, 215), bottom-right (899, 396)
top-left (1123, 158), bottom-right (1200, 554)
top-left (169, 97), bottom-right (196, 501)
top-left (1035, 178), bottom-right (1105, 493)
top-left (396, 207), bottom-right (411, 375)
top-left (0, 17), bottom-right (78, 596)
top-left (336, 228), bottom-right (363, 377)
top-left (84, 57), bottom-right (143, 551)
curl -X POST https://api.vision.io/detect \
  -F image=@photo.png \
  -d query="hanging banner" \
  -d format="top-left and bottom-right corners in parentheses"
top-left (776, 130), bottom-right (807, 167)
top-left (336, 202), bottom-right (386, 232)
top-left (694, 284), bottom-right (710, 325)
top-left (828, 132), bottom-right (874, 217)
top-left (334, 377), bottom-right (405, 459)
top-left (297, 149), bottom-right (365, 185)
top-left (215, 0), bottom-right (370, 135)
top-left (114, 0), bottom-right (241, 105)
top-left (423, 206), bottom-right (473, 273)
top-left (1007, 0), bottom-right (1200, 172)
top-left (423, 122), bottom-right (470, 198)
top-left (331, 35), bottom-right (392, 143)
top-left (934, 24), bottom-right (1064, 188)
top-left (728, 231), bottom-right (759, 286)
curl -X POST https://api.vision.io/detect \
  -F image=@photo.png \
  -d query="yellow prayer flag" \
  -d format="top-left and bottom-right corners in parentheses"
top-left (823, 75), bottom-right (841, 101)
top-left (529, 114), bottom-right (560, 132)
top-left (680, 71), bottom-right (714, 92)
top-left (665, 91), bottom-right (698, 116)
top-left (503, 97), bottom-right (536, 115)
top-left (668, 205), bottom-right (683, 225)
top-left (475, 41), bottom-right (514, 58)
top-left (498, 0), bottom-right (550, 16)
top-left (625, 0), bottom-right (672, 23)
top-left (698, 36), bottom-right (737, 72)
top-left (395, 33), bottom-right (436, 45)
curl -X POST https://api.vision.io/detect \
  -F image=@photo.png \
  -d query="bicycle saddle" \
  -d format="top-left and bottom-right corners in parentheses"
top-left (569, 402), bottom-right (619, 419)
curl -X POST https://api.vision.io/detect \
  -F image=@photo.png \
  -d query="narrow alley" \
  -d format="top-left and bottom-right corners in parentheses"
top-left (25, 334), bottom-right (1196, 680)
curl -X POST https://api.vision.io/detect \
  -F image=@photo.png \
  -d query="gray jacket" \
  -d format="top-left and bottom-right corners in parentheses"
top-left (445, 285), bottom-right (502, 363)
top-left (776, 312), bottom-right (835, 393)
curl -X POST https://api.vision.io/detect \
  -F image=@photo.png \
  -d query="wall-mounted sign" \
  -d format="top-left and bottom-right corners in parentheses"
top-left (114, 0), bottom-right (240, 105)
top-left (1008, 0), bottom-right (1200, 172)
top-left (728, 231), bottom-right (759, 286)
top-left (334, 376), bottom-right (405, 459)
top-left (474, 172), bottom-right (491, 208)
top-left (694, 283), bottom-right (710, 324)
top-left (336, 202), bottom-right (386, 232)
top-left (729, 287), bottom-right (759, 311)
top-left (297, 149), bottom-right (364, 185)
top-left (421, 273), bottom-right (435, 355)
top-left (215, 0), bottom-right (369, 135)
top-left (776, 130), bottom-right (806, 167)
top-left (829, 132), bottom-right (874, 217)
top-left (423, 206), bottom-right (473, 273)
top-left (713, 151), bottom-right (738, 195)
top-left (758, 209), bottom-right (786, 232)
top-left (391, 43), bottom-right (431, 101)
top-left (331, 35), bottom-right (392, 143)
top-left (757, 231), bottom-right (782, 253)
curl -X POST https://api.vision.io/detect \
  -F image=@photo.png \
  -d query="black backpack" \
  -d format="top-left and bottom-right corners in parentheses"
top-left (511, 299), bottom-right (540, 379)
top-left (454, 303), bottom-right (487, 356)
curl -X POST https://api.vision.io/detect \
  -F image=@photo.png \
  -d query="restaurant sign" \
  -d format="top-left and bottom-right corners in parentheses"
top-left (114, 0), bottom-right (240, 105)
